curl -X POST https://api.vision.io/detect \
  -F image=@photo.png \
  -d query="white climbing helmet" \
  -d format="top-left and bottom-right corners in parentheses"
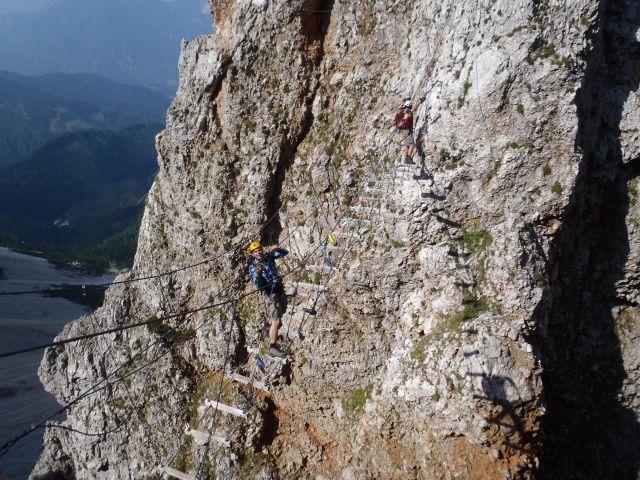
top-left (402, 99), bottom-right (413, 109)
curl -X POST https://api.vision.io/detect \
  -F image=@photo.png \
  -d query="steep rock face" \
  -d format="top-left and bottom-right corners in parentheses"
top-left (533, 0), bottom-right (640, 478)
top-left (31, 0), bottom-right (640, 479)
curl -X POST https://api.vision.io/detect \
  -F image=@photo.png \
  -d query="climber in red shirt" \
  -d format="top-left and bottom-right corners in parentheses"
top-left (393, 99), bottom-right (419, 164)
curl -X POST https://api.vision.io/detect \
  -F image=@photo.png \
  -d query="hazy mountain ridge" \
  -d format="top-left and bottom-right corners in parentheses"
top-left (0, 70), bottom-right (169, 168)
top-left (0, 0), bottom-right (210, 93)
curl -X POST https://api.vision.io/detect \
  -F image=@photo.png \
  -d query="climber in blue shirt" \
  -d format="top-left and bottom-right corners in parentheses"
top-left (248, 241), bottom-right (288, 358)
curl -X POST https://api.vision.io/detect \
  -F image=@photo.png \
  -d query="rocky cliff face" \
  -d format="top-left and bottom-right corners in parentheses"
top-left (31, 0), bottom-right (640, 479)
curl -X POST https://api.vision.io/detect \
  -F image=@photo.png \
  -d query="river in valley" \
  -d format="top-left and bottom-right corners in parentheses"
top-left (0, 248), bottom-right (114, 479)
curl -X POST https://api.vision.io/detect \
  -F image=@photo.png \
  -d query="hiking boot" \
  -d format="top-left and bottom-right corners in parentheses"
top-left (268, 346), bottom-right (287, 358)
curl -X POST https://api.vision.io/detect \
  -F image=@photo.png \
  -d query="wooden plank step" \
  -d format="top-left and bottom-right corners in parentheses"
top-left (229, 373), bottom-right (269, 392)
top-left (204, 399), bottom-right (246, 418)
top-left (165, 467), bottom-right (195, 480)
top-left (291, 282), bottom-right (328, 292)
top-left (185, 428), bottom-right (231, 447)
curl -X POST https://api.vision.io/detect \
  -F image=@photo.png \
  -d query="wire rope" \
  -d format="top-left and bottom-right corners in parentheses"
top-left (0, 43), bottom-right (458, 469)
top-left (0, 184), bottom-right (292, 297)
top-left (0, 219), bottom-right (347, 458)
top-left (161, 124), bottom-right (404, 477)
top-left (193, 305), bottom-right (237, 479)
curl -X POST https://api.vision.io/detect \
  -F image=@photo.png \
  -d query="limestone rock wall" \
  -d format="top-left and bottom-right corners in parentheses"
top-left (31, 0), bottom-right (640, 479)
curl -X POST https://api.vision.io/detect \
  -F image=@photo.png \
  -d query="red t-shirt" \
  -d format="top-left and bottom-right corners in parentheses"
top-left (395, 111), bottom-right (413, 131)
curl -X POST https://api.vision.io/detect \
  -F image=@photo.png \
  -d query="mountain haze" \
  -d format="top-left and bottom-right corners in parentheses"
top-left (0, 124), bottom-right (161, 265)
top-left (0, 0), bottom-right (48, 16)
top-left (0, 0), bottom-right (210, 93)
top-left (0, 70), bottom-right (169, 168)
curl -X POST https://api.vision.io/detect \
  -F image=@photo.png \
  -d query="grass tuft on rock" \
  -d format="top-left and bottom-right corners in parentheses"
top-left (342, 384), bottom-right (373, 422)
top-left (460, 229), bottom-right (493, 253)
top-left (412, 294), bottom-right (489, 363)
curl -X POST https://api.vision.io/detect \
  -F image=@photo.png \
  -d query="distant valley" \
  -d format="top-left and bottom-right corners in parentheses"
top-left (0, 72), bottom-right (166, 268)
top-left (0, 123), bottom-right (161, 267)
top-left (0, 0), bottom-right (210, 270)
top-left (0, 70), bottom-right (169, 168)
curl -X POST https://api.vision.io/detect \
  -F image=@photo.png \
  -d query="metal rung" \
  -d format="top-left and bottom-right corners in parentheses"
top-left (165, 467), bottom-right (195, 480)
top-left (230, 373), bottom-right (269, 392)
top-left (309, 241), bottom-right (356, 251)
top-left (185, 428), bottom-right (231, 447)
top-left (264, 353), bottom-right (288, 363)
top-left (360, 195), bottom-right (382, 202)
top-left (340, 217), bottom-right (371, 225)
top-left (292, 282), bottom-right (328, 292)
top-left (204, 400), bottom-right (246, 418)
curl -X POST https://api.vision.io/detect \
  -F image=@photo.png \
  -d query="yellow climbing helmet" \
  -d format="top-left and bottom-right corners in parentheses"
top-left (327, 233), bottom-right (338, 246)
top-left (248, 241), bottom-right (262, 252)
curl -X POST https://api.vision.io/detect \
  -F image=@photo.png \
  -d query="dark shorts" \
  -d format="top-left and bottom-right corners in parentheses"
top-left (264, 289), bottom-right (287, 323)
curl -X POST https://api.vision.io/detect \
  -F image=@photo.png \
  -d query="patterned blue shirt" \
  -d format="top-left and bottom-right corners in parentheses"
top-left (248, 247), bottom-right (288, 293)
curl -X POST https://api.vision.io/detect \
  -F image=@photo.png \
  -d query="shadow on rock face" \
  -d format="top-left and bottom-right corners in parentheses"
top-left (466, 370), bottom-right (538, 457)
top-left (530, 1), bottom-right (640, 478)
